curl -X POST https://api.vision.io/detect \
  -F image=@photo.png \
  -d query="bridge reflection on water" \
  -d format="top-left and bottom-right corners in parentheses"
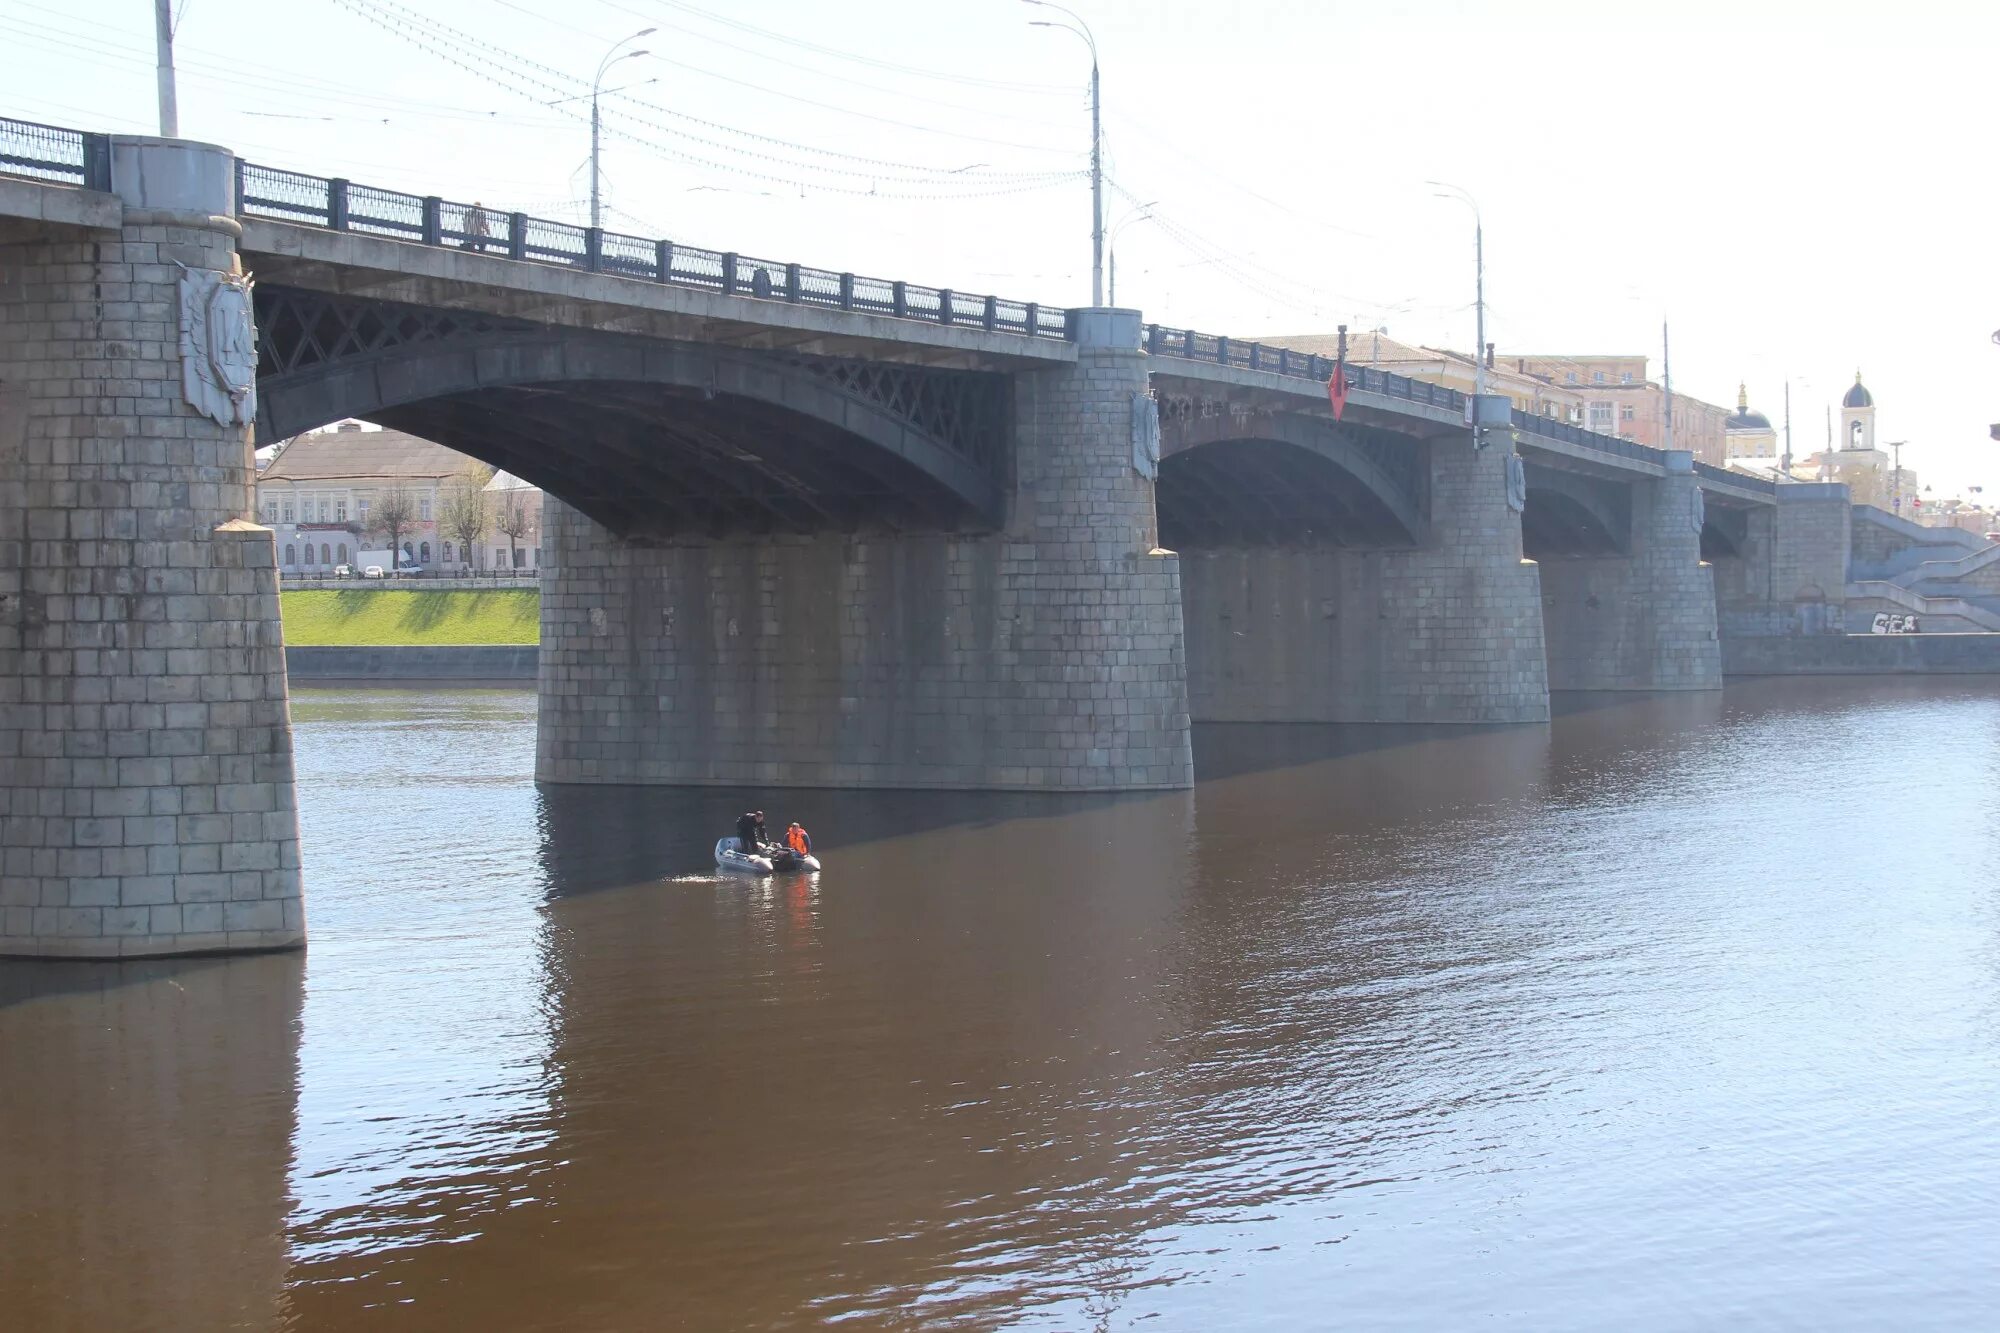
top-left (4, 679), bottom-right (2000, 1329)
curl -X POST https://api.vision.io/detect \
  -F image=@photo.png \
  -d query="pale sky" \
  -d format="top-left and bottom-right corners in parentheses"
top-left (9, 0), bottom-right (1997, 493)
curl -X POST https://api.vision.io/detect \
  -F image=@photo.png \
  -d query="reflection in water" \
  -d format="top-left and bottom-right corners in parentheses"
top-left (4, 678), bottom-right (2000, 1329)
top-left (0, 955), bottom-right (301, 1332)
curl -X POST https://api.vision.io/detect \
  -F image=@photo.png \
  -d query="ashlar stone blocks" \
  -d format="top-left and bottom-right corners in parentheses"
top-left (1181, 437), bottom-right (1551, 724)
top-left (0, 138), bottom-right (304, 958)
top-left (1539, 456), bottom-right (1723, 691)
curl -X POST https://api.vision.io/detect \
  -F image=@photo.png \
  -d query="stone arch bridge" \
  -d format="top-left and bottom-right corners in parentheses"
top-left (1, 127), bottom-right (1847, 958)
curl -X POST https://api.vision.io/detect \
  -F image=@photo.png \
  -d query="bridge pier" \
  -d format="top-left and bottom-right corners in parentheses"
top-left (1, 136), bottom-right (304, 958)
top-left (1180, 437), bottom-right (1550, 723)
top-left (536, 310), bottom-right (1193, 790)
top-left (1715, 482), bottom-right (1852, 638)
top-left (1538, 452), bottom-right (1721, 691)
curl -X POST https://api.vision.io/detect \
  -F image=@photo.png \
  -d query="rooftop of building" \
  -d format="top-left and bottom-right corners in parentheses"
top-left (261, 422), bottom-right (475, 484)
top-left (485, 470), bottom-right (543, 493)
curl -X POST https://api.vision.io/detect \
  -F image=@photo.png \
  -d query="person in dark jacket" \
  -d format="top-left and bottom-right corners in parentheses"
top-left (735, 810), bottom-right (768, 855)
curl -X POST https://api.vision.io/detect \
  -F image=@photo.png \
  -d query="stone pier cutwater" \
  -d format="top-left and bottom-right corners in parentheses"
top-left (1539, 450), bottom-right (1723, 691)
top-left (1, 136), bottom-right (304, 958)
top-left (1180, 437), bottom-right (1551, 724)
top-left (536, 309), bottom-right (1194, 790)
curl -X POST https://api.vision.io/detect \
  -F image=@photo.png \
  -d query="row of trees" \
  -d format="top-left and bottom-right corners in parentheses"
top-left (365, 464), bottom-right (533, 570)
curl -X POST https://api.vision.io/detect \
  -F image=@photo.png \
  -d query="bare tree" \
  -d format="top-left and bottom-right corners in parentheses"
top-left (494, 493), bottom-right (532, 571)
top-left (440, 464), bottom-right (493, 570)
top-left (369, 484), bottom-right (417, 570)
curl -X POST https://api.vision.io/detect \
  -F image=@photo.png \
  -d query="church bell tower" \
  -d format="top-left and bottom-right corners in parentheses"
top-left (1841, 371), bottom-right (1875, 452)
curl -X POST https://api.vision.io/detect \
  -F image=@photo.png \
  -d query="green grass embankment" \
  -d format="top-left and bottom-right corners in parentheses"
top-left (281, 589), bottom-right (540, 646)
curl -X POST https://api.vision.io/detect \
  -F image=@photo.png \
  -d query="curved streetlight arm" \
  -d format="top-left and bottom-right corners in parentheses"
top-left (596, 28), bottom-right (656, 89)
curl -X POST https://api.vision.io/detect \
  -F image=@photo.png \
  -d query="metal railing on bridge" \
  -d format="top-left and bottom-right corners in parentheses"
top-left (231, 159), bottom-right (1073, 340)
top-left (0, 114), bottom-right (1777, 496)
top-left (1138, 323), bottom-right (1778, 496)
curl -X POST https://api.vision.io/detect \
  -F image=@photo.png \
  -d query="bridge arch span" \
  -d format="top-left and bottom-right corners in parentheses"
top-left (1521, 467), bottom-right (1628, 558)
top-left (1156, 411), bottom-right (1424, 549)
top-left (254, 289), bottom-right (1008, 537)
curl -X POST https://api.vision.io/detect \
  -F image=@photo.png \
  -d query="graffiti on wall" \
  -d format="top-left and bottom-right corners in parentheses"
top-left (1870, 613), bottom-right (1920, 634)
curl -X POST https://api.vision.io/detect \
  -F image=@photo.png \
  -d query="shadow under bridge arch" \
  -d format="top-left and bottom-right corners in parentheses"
top-left (253, 287), bottom-right (1009, 537)
top-left (1520, 463), bottom-right (1629, 558)
top-left (1155, 410), bottom-right (1425, 549)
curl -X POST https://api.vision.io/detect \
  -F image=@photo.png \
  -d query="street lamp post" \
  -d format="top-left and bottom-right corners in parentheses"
top-left (1107, 199), bottom-right (1156, 306)
top-left (591, 28), bottom-right (655, 232)
top-left (1428, 181), bottom-right (1489, 449)
top-left (1024, 1), bottom-right (1102, 306)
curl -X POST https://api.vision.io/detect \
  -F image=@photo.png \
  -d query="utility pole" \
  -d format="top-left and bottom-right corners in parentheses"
top-left (1427, 182), bottom-right (1487, 449)
top-left (590, 29), bottom-right (655, 232)
top-left (1090, 53), bottom-right (1102, 305)
top-left (1662, 321), bottom-right (1673, 455)
top-left (1782, 381), bottom-right (1792, 480)
top-left (1890, 440), bottom-right (1905, 513)
top-left (154, 0), bottom-right (179, 137)
top-left (1025, 2), bottom-right (1102, 306)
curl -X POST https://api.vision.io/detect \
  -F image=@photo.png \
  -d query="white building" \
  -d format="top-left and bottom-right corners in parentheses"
top-left (257, 422), bottom-right (532, 572)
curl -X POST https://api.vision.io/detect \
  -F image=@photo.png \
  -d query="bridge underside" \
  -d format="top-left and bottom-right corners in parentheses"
top-left (254, 286), bottom-right (1011, 539)
top-left (373, 385), bottom-right (987, 539)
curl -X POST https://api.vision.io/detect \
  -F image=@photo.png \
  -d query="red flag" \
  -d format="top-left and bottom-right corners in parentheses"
top-left (1327, 364), bottom-right (1349, 421)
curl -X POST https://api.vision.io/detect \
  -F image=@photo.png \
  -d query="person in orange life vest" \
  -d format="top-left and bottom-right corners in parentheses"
top-left (785, 822), bottom-right (812, 857)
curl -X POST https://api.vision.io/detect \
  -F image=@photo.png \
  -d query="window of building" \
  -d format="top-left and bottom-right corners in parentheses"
top-left (282, 501), bottom-right (295, 523)
top-left (1620, 372), bottom-right (1633, 385)
top-left (1566, 372), bottom-right (1578, 385)
top-left (358, 498), bottom-right (370, 522)
top-left (337, 543), bottom-right (349, 564)
top-left (284, 544), bottom-right (296, 566)
top-left (1621, 406), bottom-right (1635, 422)
top-left (1588, 401), bottom-right (1614, 432)
top-left (513, 546), bottom-right (526, 569)
top-left (403, 543), bottom-right (415, 561)
top-left (1592, 371), bottom-right (1606, 384)
top-left (420, 542), bottom-right (431, 564)
top-left (263, 502), bottom-right (277, 524)
top-left (442, 541), bottom-right (454, 564)
top-left (532, 548), bottom-right (541, 567)
top-left (420, 496), bottom-right (432, 521)
top-left (321, 544), bottom-right (331, 565)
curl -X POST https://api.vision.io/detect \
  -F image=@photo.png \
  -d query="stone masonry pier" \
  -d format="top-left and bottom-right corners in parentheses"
top-left (1, 137), bottom-right (304, 958)
top-left (1538, 451), bottom-right (1722, 691)
top-left (1179, 438), bottom-right (1550, 724)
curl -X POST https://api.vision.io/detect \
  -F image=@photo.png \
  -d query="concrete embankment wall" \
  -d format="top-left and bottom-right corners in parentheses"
top-left (287, 645), bottom-right (538, 681)
top-left (1724, 634), bottom-right (2000, 675)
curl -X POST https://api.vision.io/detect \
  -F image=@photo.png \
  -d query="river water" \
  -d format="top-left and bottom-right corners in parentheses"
top-left (4, 679), bottom-right (1999, 1330)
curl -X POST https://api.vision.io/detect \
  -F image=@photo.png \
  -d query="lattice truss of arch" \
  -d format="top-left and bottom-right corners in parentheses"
top-left (255, 287), bottom-right (533, 378)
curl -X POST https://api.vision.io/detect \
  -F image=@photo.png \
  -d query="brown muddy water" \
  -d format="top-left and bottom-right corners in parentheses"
top-left (4, 678), bottom-right (1998, 1330)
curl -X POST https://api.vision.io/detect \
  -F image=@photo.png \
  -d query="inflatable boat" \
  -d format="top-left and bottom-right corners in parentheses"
top-left (714, 836), bottom-right (821, 875)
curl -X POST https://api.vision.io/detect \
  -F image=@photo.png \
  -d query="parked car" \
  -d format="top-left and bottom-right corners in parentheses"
top-left (394, 565), bottom-right (425, 578)
top-left (362, 565), bottom-right (386, 579)
top-left (333, 564), bottom-right (354, 579)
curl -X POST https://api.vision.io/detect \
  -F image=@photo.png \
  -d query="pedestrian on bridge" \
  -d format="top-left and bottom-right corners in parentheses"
top-left (463, 202), bottom-right (491, 253)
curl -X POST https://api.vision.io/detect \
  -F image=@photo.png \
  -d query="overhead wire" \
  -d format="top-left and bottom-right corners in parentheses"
top-left (343, 0), bottom-right (1077, 178)
top-left (640, 0), bottom-right (1077, 95)
top-left (331, 0), bottom-right (1083, 200)
top-left (501, 0), bottom-right (1082, 132)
